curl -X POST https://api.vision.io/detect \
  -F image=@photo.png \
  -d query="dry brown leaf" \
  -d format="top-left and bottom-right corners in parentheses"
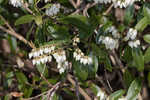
top-left (10, 92), bottom-right (23, 97)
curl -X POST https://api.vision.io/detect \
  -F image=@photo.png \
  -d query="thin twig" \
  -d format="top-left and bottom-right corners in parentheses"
top-left (76, 0), bottom-right (81, 8)
top-left (111, 50), bottom-right (125, 73)
top-left (96, 74), bottom-right (111, 94)
top-left (0, 15), bottom-right (35, 49)
top-left (23, 82), bottom-right (61, 100)
top-left (67, 74), bottom-right (92, 100)
top-left (22, 2), bottom-right (35, 15)
top-left (69, 0), bottom-right (77, 9)
top-left (103, 4), bottom-right (113, 15)
top-left (74, 77), bottom-right (80, 100)
top-left (0, 26), bottom-right (35, 49)
top-left (83, 3), bottom-right (96, 17)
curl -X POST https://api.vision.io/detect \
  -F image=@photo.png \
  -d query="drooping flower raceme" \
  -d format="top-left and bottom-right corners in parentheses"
top-left (94, 0), bottom-right (141, 8)
top-left (124, 28), bottom-right (140, 48)
top-left (9, 0), bottom-right (23, 7)
top-left (102, 36), bottom-right (119, 50)
top-left (29, 45), bottom-right (56, 65)
top-left (96, 88), bottom-right (108, 100)
top-left (94, 0), bottom-right (112, 4)
top-left (29, 45), bottom-right (69, 74)
top-left (53, 50), bottom-right (69, 74)
top-left (128, 40), bottom-right (140, 48)
top-left (73, 48), bottom-right (93, 65)
top-left (124, 28), bottom-right (137, 41)
top-left (106, 26), bottom-right (120, 39)
top-left (45, 4), bottom-right (60, 16)
top-left (118, 97), bottom-right (128, 100)
top-left (73, 36), bottom-right (80, 46)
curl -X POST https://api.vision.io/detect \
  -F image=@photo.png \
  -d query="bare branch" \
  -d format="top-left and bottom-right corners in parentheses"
top-left (67, 74), bottom-right (92, 100)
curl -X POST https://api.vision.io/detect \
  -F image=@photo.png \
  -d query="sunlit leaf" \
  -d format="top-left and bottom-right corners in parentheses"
top-left (126, 79), bottom-right (142, 100)
top-left (15, 15), bottom-right (34, 25)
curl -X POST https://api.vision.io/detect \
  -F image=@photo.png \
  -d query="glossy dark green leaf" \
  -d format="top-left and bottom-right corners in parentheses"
top-left (109, 90), bottom-right (125, 100)
top-left (73, 53), bottom-right (98, 81)
top-left (15, 15), bottom-right (34, 25)
top-left (147, 72), bottom-right (150, 87)
top-left (73, 60), bottom-right (88, 81)
top-left (36, 64), bottom-right (48, 78)
top-left (135, 17), bottom-right (149, 31)
top-left (143, 34), bottom-right (150, 44)
top-left (15, 71), bottom-right (28, 84)
top-left (35, 15), bottom-right (42, 25)
top-left (104, 56), bottom-right (112, 72)
top-left (0, 16), bottom-right (5, 25)
top-left (124, 5), bottom-right (134, 25)
top-left (144, 47), bottom-right (150, 63)
top-left (143, 7), bottom-right (150, 18)
top-left (7, 35), bottom-right (17, 53)
top-left (121, 46), bottom-right (132, 63)
top-left (24, 87), bottom-right (33, 98)
top-left (47, 25), bottom-right (70, 40)
top-left (126, 79), bottom-right (142, 100)
top-left (132, 48), bottom-right (144, 71)
top-left (61, 15), bottom-right (92, 39)
top-left (123, 70), bottom-right (134, 88)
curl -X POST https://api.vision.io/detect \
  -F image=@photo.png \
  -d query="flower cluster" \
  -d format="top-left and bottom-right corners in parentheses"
top-left (94, 0), bottom-right (141, 8)
top-left (9, 0), bottom-right (23, 7)
top-left (98, 26), bottom-right (120, 50)
top-left (44, 0), bottom-right (50, 3)
top-left (124, 28), bottom-right (140, 48)
top-left (118, 97), bottom-right (127, 100)
top-left (45, 4), bottom-right (60, 16)
top-left (96, 88), bottom-right (108, 100)
top-left (101, 36), bottom-right (119, 50)
top-left (53, 50), bottom-right (69, 74)
top-left (106, 26), bottom-right (120, 39)
top-left (94, 0), bottom-right (111, 4)
top-left (73, 48), bottom-right (93, 65)
top-left (29, 45), bottom-right (55, 59)
top-left (32, 55), bottom-right (52, 65)
top-left (29, 45), bottom-right (69, 74)
top-left (29, 45), bottom-right (55, 65)
top-left (72, 36), bottom-right (80, 46)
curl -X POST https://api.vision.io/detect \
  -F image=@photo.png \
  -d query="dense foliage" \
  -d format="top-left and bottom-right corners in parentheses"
top-left (0, 0), bottom-right (150, 100)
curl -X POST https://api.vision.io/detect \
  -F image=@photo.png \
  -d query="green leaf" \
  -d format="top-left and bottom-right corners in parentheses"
top-left (0, 16), bottom-right (5, 25)
top-left (36, 64), bottom-right (48, 78)
top-left (135, 17), bottom-right (149, 31)
top-left (109, 90), bottom-right (125, 100)
top-left (73, 60), bottom-right (88, 81)
top-left (4, 94), bottom-right (11, 100)
top-left (40, 4), bottom-right (52, 10)
top-left (124, 5), bottom-right (135, 25)
top-left (24, 87), bottom-right (33, 98)
top-left (126, 79), bottom-right (142, 100)
top-left (7, 35), bottom-right (17, 54)
top-left (61, 15), bottom-right (92, 39)
top-left (143, 34), bottom-right (150, 43)
top-left (123, 70), bottom-right (134, 88)
top-left (132, 48), bottom-right (144, 71)
top-left (121, 46), bottom-right (132, 63)
top-left (147, 72), bottom-right (150, 87)
top-left (35, 15), bottom-right (42, 25)
top-left (143, 7), bottom-right (150, 18)
top-left (144, 47), bottom-right (150, 63)
top-left (104, 56), bottom-right (112, 72)
top-left (73, 53), bottom-right (98, 81)
top-left (15, 71), bottom-right (28, 84)
top-left (47, 25), bottom-right (70, 40)
top-left (15, 15), bottom-right (34, 25)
